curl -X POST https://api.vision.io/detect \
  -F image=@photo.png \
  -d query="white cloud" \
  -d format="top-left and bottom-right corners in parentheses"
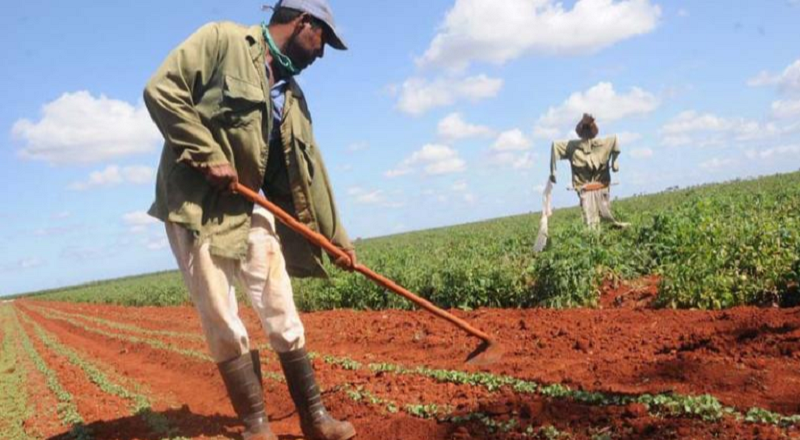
top-left (356, 190), bottom-right (385, 205)
top-left (616, 131), bottom-right (643, 144)
top-left (700, 157), bottom-right (736, 171)
top-left (52, 211), bottom-right (71, 220)
top-left (60, 244), bottom-right (119, 261)
top-left (748, 59), bottom-right (800, 94)
top-left (661, 111), bottom-right (732, 135)
top-left (347, 187), bottom-right (405, 208)
top-left (533, 82), bottom-right (660, 138)
top-left (677, 8), bottom-right (689, 17)
top-left (347, 142), bottom-right (369, 153)
top-left (490, 151), bottom-right (537, 170)
top-left (452, 180), bottom-right (468, 191)
top-left (12, 91), bottom-right (161, 165)
top-left (437, 113), bottom-right (494, 140)
top-left (33, 225), bottom-right (85, 237)
top-left (745, 144), bottom-right (800, 160)
top-left (486, 128), bottom-right (537, 170)
top-left (396, 75), bottom-right (503, 116)
top-left (660, 110), bottom-right (784, 146)
top-left (384, 168), bottom-right (413, 178)
top-left (491, 129), bottom-right (532, 151)
top-left (418, 0), bottom-right (661, 71)
top-left (385, 144), bottom-right (466, 177)
top-left (1, 258), bottom-right (44, 273)
top-left (347, 187), bottom-right (364, 196)
top-left (145, 238), bottom-right (169, 251)
top-left (771, 98), bottom-right (800, 119)
top-left (629, 147), bottom-right (654, 159)
top-left (68, 165), bottom-right (155, 191)
top-left (123, 211), bottom-right (159, 234)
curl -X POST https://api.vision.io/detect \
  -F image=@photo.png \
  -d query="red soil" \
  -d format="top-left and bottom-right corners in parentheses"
top-left (8, 296), bottom-right (800, 440)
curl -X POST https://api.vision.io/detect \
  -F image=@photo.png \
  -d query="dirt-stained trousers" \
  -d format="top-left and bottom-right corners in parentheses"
top-left (578, 187), bottom-right (625, 229)
top-left (166, 205), bottom-right (305, 363)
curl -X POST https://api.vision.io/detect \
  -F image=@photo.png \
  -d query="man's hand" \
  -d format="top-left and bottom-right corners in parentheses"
top-left (201, 163), bottom-right (239, 191)
top-left (334, 248), bottom-right (358, 272)
top-left (549, 175), bottom-right (557, 184)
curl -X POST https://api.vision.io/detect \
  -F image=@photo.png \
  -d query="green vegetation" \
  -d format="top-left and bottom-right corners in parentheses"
top-left (28, 271), bottom-right (188, 307)
top-left (10, 308), bottom-right (92, 440)
top-left (0, 305), bottom-right (32, 440)
top-left (31, 305), bottom-right (212, 362)
top-left (27, 172), bottom-right (800, 310)
top-left (320, 353), bottom-right (800, 429)
top-left (18, 310), bottom-right (179, 438)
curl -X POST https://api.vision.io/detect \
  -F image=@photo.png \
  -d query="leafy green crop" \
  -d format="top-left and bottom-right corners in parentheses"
top-left (25, 171), bottom-right (800, 311)
top-left (0, 306), bottom-right (32, 440)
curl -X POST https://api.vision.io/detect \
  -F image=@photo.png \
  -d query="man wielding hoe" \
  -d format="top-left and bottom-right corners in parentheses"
top-left (143, 1), bottom-right (356, 439)
top-left (549, 114), bottom-right (629, 229)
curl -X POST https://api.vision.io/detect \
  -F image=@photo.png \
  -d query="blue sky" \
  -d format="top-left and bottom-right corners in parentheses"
top-left (2, 0), bottom-right (800, 295)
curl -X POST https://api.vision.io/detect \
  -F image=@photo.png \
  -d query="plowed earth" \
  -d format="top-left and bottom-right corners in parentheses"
top-left (4, 281), bottom-right (800, 440)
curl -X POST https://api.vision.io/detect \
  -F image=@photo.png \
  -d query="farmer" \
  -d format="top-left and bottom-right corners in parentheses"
top-left (549, 114), bottom-right (628, 229)
top-left (143, 2), bottom-right (356, 439)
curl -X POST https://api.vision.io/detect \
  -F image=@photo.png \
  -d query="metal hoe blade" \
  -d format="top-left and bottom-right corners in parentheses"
top-left (465, 340), bottom-right (505, 366)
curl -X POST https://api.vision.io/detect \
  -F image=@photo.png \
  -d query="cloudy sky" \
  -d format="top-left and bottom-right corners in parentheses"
top-left (2, 1), bottom-right (800, 295)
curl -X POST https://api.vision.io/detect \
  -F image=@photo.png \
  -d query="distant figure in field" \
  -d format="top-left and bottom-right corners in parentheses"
top-left (549, 114), bottom-right (628, 229)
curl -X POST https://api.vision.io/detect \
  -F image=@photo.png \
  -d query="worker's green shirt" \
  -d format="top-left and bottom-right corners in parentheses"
top-left (144, 21), bottom-right (351, 278)
top-left (549, 136), bottom-right (620, 188)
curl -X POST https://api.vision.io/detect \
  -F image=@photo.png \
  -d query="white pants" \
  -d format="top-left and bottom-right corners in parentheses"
top-left (579, 188), bottom-right (624, 229)
top-left (166, 205), bottom-right (305, 363)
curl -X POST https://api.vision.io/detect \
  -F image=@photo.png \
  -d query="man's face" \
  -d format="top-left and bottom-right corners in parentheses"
top-left (286, 15), bottom-right (327, 71)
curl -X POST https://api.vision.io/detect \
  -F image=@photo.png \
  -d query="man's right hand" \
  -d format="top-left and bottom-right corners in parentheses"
top-left (200, 163), bottom-right (239, 191)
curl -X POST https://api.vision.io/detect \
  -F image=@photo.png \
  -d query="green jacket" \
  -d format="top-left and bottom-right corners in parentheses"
top-left (550, 136), bottom-right (620, 188)
top-left (144, 21), bottom-right (352, 278)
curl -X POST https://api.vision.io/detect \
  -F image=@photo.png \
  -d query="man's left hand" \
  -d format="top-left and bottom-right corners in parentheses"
top-left (334, 249), bottom-right (358, 271)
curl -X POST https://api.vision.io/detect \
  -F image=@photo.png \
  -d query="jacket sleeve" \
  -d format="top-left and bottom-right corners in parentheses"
top-left (318, 155), bottom-right (354, 252)
top-left (550, 140), bottom-right (569, 181)
top-left (143, 23), bottom-right (228, 169)
top-left (609, 136), bottom-right (621, 172)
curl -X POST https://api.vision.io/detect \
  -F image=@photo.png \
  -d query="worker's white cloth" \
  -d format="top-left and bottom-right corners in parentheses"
top-left (579, 187), bottom-right (623, 229)
top-left (166, 205), bottom-right (305, 362)
top-left (533, 179), bottom-right (554, 252)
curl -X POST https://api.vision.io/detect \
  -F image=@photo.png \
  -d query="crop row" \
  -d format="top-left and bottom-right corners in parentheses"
top-left (27, 304), bottom-right (286, 382)
top-left (31, 305), bottom-right (213, 361)
top-left (7, 306), bottom-right (92, 439)
top-left (0, 305), bottom-right (31, 440)
top-left (320, 353), bottom-right (800, 429)
top-left (17, 309), bottom-right (183, 438)
top-left (23, 304), bottom-right (800, 434)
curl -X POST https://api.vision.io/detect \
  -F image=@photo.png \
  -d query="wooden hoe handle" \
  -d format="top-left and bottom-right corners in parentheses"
top-left (233, 183), bottom-right (493, 344)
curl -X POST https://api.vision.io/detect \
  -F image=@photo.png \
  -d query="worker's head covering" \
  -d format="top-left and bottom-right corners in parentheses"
top-left (575, 113), bottom-right (599, 140)
top-left (271, 0), bottom-right (347, 50)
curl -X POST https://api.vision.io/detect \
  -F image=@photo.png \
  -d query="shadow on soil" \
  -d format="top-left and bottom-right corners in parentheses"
top-left (44, 405), bottom-right (305, 440)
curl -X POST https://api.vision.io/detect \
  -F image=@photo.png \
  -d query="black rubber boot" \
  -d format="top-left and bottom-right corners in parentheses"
top-left (217, 351), bottom-right (277, 440)
top-left (278, 348), bottom-right (356, 440)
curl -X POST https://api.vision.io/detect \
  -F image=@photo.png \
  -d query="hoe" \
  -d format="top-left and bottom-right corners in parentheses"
top-left (234, 183), bottom-right (504, 366)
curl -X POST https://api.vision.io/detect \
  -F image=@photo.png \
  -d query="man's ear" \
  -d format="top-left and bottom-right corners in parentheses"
top-left (297, 13), bottom-right (315, 29)
top-left (291, 12), bottom-right (310, 31)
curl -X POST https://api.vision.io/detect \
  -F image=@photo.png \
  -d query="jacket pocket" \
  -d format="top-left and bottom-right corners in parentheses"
top-left (297, 138), bottom-right (316, 186)
top-left (217, 75), bottom-right (265, 128)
